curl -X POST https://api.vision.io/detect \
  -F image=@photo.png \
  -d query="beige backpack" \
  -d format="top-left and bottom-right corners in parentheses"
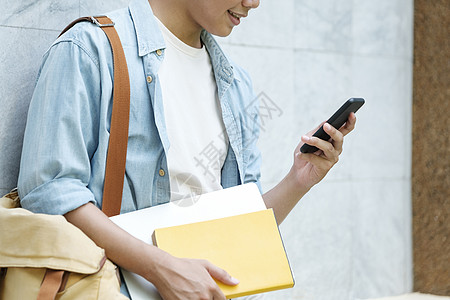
top-left (0, 190), bottom-right (128, 300)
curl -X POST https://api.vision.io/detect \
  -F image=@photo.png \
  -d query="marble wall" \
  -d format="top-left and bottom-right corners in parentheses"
top-left (0, 0), bottom-right (130, 196)
top-left (217, 0), bottom-right (414, 299)
top-left (0, 0), bottom-right (414, 299)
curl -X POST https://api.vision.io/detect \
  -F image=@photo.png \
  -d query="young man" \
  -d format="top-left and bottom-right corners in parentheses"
top-left (18, 0), bottom-right (356, 299)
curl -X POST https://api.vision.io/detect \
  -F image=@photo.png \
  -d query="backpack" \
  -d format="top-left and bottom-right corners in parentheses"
top-left (0, 190), bottom-right (128, 300)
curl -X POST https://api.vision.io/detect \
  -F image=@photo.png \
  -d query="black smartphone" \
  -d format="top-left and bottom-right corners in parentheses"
top-left (300, 98), bottom-right (365, 153)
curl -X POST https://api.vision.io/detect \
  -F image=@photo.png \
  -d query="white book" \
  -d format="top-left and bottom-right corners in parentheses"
top-left (110, 183), bottom-right (266, 300)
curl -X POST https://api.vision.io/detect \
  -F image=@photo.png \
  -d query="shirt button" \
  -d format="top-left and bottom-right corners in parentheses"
top-left (159, 169), bottom-right (165, 177)
top-left (146, 75), bottom-right (153, 83)
top-left (156, 49), bottom-right (162, 56)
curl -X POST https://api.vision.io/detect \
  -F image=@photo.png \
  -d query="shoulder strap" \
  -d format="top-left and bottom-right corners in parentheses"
top-left (60, 16), bottom-right (130, 217)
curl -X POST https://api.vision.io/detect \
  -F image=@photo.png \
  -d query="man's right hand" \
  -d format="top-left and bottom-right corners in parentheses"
top-left (64, 203), bottom-right (239, 300)
top-left (151, 252), bottom-right (239, 300)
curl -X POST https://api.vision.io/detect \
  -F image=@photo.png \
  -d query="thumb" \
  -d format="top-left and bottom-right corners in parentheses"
top-left (204, 261), bottom-right (240, 286)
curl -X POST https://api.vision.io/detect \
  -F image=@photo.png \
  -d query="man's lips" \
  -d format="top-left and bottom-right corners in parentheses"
top-left (227, 10), bottom-right (247, 26)
top-left (228, 10), bottom-right (247, 20)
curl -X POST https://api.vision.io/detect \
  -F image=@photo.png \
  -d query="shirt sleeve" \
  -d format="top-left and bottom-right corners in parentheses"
top-left (18, 39), bottom-right (102, 215)
top-left (239, 68), bottom-right (263, 193)
top-left (243, 104), bottom-right (263, 193)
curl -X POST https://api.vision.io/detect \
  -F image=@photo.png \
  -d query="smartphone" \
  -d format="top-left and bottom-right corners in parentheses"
top-left (300, 98), bottom-right (365, 153)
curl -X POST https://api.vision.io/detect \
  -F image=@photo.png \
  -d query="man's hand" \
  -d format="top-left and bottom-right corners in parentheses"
top-left (293, 112), bottom-right (357, 190)
top-left (263, 113), bottom-right (357, 224)
top-left (64, 203), bottom-right (238, 300)
top-left (152, 253), bottom-right (239, 300)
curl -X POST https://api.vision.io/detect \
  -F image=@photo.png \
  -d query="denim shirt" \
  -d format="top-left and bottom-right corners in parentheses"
top-left (18, 0), bottom-right (262, 215)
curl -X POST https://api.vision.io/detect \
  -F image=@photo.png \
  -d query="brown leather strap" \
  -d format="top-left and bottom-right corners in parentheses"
top-left (60, 16), bottom-right (130, 217)
top-left (94, 16), bottom-right (130, 217)
top-left (36, 256), bottom-right (107, 299)
top-left (29, 20), bottom-right (128, 300)
top-left (37, 269), bottom-right (65, 300)
top-left (58, 17), bottom-right (92, 37)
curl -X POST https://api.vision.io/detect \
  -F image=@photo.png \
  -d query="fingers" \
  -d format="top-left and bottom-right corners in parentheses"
top-left (339, 112), bottom-right (357, 136)
top-left (323, 123), bottom-right (343, 155)
top-left (302, 114), bottom-right (356, 155)
top-left (201, 260), bottom-right (236, 300)
top-left (296, 149), bottom-right (335, 173)
top-left (293, 114), bottom-right (357, 187)
top-left (203, 260), bottom-right (239, 286)
top-left (155, 256), bottom-right (232, 300)
top-left (301, 123), bottom-right (342, 158)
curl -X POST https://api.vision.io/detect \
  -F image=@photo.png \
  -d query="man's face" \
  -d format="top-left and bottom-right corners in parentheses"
top-left (187, 0), bottom-right (260, 37)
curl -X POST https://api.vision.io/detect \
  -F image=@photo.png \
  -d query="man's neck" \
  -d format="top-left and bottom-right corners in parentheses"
top-left (148, 0), bottom-right (203, 48)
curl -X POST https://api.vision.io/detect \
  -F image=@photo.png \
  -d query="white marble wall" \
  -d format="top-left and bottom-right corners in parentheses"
top-left (0, 0), bottom-right (413, 299)
top-left (218, 0), bottom-right (414, 299)
top-left (0, 0), bottom-right (130, 196)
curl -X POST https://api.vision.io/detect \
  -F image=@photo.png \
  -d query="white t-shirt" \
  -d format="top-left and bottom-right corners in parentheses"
top-left (156, 18), bottom-right (228, 202)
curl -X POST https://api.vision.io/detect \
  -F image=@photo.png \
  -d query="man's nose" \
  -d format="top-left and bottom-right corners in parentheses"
top-left (242, 0), bottom-right (260, 9)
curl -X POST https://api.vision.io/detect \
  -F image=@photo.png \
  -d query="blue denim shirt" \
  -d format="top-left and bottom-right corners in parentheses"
top-left (18, 0), bottom-right (262, 215)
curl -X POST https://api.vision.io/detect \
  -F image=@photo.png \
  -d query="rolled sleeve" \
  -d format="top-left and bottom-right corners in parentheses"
top-left (18, 38), bottom-right (102, 215)
top-left (20, 178), bottom-right (96, 215)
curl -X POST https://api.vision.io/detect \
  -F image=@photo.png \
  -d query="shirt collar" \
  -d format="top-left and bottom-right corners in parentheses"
top-left (128, 0), bottom-right (241, 83)
top-left (201, 31), bottom-right (242, 83)
top-left (129, 0), bottom-right (166, 56)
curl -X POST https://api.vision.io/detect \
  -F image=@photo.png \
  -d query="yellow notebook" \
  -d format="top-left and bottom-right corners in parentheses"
top-left (152, 209), bottom-right (294, 299)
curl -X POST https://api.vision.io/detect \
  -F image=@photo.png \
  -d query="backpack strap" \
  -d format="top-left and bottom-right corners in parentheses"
top-left (60, 16), bottom-right (130, 217)
top-left (37, 269), bottom-right (65, 300)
